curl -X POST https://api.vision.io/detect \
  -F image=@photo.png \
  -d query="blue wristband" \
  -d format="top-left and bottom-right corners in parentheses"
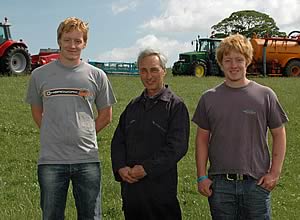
top-left (197, 175), bottom-right (208, 183)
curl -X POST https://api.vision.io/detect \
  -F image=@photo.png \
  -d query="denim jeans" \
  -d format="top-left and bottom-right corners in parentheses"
top-left (208, 175), bottom-right (271, 220)
top-left (38, 162), bottom-right (101, 220)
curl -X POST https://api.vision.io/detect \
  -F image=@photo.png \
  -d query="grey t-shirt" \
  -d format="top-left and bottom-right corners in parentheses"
top-left (192, 81), bottom-right (288, 179)
top-left (26, 60), bottom-right (117, 165)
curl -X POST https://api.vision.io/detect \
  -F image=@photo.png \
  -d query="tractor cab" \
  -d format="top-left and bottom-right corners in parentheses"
top-left (0, 17), bottom-right (11, 44)
top-left (195, 38), bottom-right (220, 54)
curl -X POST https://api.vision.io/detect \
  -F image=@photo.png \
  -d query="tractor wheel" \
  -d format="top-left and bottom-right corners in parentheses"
top-left (193, 62), bottom-right (207, 78)
top-left (2, 46), bottom-right (31, 76)
top-left (210, 62), bottom-right (223, 76)
top-left (288, 31), bottom-right (300, 38)
top-left (285, 60), bottom-right (300, 77)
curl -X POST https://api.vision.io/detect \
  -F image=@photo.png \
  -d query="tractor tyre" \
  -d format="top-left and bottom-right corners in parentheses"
top-left (210, 62), bottom-right (223, 76)
top-left (193, 62), bottom-right (207, 78)
top-left (288, 31), bottom-right (300, 38)
top-left (284, 60), bottom-right (300, 77)
top-left (172, 61), bottom-right (183, 76)
top-left (1, 46), bottom-right (31, 76)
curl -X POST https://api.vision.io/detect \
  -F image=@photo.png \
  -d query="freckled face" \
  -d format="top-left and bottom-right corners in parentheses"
top-left (58, 30), bottom-right (86, 65)
top-left (221, 50), bottom-right (248, 87)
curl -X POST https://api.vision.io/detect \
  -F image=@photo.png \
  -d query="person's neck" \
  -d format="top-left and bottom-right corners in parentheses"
top-left (225, 78), bottom-right (250, 88)
top-left (59, 58), bottom-right (81, 68)
top-left (146, 85), bottom-right (165, 98)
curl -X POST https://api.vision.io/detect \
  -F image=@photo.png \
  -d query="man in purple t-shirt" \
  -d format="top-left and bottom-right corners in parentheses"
top-left (192, 34), bottom-right (288, 219)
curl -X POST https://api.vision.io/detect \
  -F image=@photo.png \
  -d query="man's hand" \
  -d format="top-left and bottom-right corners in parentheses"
top-left (197, 178), bottom-right (213, 197)
top-left (129, 165), bottom-right (147, 180)
top-left (257, 172), bottom-right (280, 192)
top-left (118, 166), bottom-right (138, 184)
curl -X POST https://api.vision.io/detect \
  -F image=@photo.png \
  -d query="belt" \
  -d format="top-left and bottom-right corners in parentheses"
top-left (215, 174), bottom-right (251, 181)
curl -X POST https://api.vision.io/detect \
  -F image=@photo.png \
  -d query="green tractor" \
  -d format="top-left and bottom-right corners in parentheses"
top-left (172, 36), bottom-right (223, 77)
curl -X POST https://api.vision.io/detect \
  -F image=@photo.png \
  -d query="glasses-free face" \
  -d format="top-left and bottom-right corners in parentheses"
top-left (138, 55), bottom-right (166, 97)
top-left (58, 30), bottom-right (86, 66)
top-left (221, 50), bottom-right (248, 87)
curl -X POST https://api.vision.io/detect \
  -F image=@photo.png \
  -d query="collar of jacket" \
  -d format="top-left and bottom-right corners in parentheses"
top-left (132, 85), bottom-right (173, 104)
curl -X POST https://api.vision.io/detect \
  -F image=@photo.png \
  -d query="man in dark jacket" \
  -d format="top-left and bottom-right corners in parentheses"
top-left (111, 48), bottom-right (190, 220)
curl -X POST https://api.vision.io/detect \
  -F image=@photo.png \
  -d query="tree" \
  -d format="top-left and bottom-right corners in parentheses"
top-left (211, 10), bottom-right (286, 38)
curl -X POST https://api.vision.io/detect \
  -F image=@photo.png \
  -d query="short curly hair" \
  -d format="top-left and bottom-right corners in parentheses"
top-left (216, 34), bottom-right (253, 67)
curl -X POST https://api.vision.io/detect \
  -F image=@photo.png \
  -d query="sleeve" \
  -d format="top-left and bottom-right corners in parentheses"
top-left (25, 72), bottom-right (43, 106)
top-left (95, 70), bottom-right (117, 110)
top-left (111, 107), bottom-right (128, 182)
top-left (267, 89), bottom-right (289, 129)
top-left (192, 94), bottom-right (210, 130)
top-left (141, 100), bottom-right (190, 179)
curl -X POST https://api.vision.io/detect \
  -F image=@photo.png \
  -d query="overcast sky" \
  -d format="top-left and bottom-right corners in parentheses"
top-left (1, 0), bottom-right (299, 66)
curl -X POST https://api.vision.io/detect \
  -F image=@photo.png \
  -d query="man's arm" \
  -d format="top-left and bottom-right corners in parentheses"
top-left (257, 125), bottom-right (286, 191)
top-left (31, 105), bottom-right (43, 128)
top-left (195, 127), bottom-right (212, 197)
top-left (95, 106), bottom-right (112, 133)
top-left (270, 125), bottom-right (287, 177)
top-left (111, 107), bottom-right (130, 182)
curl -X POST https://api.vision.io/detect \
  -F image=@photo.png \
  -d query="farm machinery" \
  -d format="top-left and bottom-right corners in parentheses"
top-left (173, 31), bottom-right (300, 77)
top-left (0, 17), bottom-right (59, 76)
top-left (172, 36), bottom-right (223, 77)
top-left (88, 60), bottom-right (138, 75)
top-left (31, 48), bottom-right (59, 70)
top-left (248, 31), bottom-right (300, 77)
top-left (0, 17), bottom-right (31, 75)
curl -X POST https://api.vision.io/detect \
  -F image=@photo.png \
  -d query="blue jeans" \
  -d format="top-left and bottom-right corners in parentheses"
top-left (208, 175), bottom-right (271, 220)
top-left (38, 163), bottom-right (101, 220)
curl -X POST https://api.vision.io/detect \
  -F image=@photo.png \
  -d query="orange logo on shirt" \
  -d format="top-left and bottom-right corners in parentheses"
top-left (44, 88), bottom-right (93, 99)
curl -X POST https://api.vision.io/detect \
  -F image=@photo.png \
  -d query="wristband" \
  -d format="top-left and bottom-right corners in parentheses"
top-left (197, 175), bottom-right (208, 183)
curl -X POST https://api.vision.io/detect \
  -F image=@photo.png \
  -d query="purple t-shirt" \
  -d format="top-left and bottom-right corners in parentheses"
top-left (192, 81), bottom-right (288, 179)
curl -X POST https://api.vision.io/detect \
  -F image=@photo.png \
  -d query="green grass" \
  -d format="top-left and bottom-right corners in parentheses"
top-left (0, 74), bottom-right (299, 219)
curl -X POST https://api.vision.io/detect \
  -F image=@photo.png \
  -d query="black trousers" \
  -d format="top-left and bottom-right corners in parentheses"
top-left (121, 180), bottom-right (182, 220)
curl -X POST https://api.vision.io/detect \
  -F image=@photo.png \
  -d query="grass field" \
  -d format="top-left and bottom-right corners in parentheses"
top-left (0, 74), bottom-right (299, 220)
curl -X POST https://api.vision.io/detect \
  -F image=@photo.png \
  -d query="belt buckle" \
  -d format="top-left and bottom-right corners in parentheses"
top-left (226, 174), bottom-right (244, 181)
top-left (226, 174), bottom-right (235, 181)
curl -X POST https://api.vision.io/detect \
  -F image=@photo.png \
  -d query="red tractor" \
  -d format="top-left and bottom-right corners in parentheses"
top-left (0, 17), bottom-right (31, 75)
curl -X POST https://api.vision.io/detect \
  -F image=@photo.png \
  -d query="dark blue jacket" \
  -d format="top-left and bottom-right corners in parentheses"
top-left (111, 86), bottom-right (189, 190)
